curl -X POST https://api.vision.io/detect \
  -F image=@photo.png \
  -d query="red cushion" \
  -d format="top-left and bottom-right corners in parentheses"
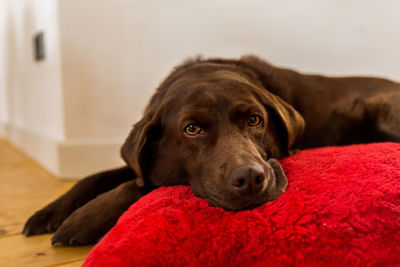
top-left (83, 143), bottom-right (400, 266)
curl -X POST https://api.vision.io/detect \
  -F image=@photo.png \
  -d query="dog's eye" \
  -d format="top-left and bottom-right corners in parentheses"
top-left (184, 123), bottom-right (202, 136)
top-left (248, 115), bottom-right (262, 127)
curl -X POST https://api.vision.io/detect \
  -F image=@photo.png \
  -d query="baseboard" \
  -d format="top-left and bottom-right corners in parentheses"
top-left (0, 123), bottom-right (124, 179)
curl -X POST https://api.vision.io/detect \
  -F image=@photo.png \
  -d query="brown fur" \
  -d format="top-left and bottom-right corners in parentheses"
top-left (23, 56), bottom-right (400, 246)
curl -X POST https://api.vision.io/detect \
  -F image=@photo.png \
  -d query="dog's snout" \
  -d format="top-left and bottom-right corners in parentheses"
top-left (229, 163), bottom-right (266, 195)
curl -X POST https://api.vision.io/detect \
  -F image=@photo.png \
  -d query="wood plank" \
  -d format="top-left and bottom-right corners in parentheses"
top-left (0, 185), bottom-right (72, 236)
top-left (0, 139), bottom-right (75, 236)
top-left (0, 234), bottom-right (91, 267)
top-left (50, 259), bottom-right (85, 267)
top-left (0, 139), bottom-right (92, 266)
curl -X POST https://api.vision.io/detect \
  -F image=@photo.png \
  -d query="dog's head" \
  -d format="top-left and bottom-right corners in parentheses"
top-left (121, 56), bottom-right (305, 210)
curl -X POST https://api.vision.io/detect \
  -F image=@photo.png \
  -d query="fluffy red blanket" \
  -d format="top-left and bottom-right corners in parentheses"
top-left (83, 143), bottom-right (400, 266)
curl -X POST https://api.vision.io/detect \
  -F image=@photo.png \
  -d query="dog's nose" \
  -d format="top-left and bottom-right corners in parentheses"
top-left (229, 163), bottom-right (266, 195)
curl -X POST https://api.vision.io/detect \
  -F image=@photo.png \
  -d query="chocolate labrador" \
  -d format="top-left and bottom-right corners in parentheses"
top-left (23, 56), bottom-right (400, 246)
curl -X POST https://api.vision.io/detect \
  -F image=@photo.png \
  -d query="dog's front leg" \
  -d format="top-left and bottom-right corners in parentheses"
top-left (23, 167), bottom-right (135, 236)
top-left (51, 179), bottom-right (152, 246)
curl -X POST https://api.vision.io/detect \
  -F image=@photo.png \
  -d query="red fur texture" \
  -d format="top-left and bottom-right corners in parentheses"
top-left (84, 143), bottom-right (400, 266)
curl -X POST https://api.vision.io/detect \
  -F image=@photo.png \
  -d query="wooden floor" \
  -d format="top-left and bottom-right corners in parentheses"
top-left (0, 139), bottom-right (92, 267)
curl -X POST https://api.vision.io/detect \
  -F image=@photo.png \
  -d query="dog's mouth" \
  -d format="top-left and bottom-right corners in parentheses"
top-left (202, 181), bottom-right (276, 211)
top-left (195, 159), bottom-right (288, 211)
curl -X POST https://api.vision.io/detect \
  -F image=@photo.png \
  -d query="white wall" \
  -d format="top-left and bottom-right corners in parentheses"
top-left (58, 0), bottom-right (400, 140)
top-left (0, 0), bottom-right (67, 175)
top-left (1, 0), bottom-right (64, 139)
top-left (0, 0), bottom-right (124, 178)
top-left (1, 0), bottom-right (400, 179)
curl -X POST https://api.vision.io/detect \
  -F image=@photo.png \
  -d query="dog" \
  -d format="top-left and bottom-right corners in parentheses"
top-left (22, 56), bottom-right (400, 246)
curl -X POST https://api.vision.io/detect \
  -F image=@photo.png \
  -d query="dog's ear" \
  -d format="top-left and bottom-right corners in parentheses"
top-left (239, 56), bottom-right (305, 154)
top-left (262, 91), bottom-right (305, 155)
top-left (120, 112), bottom-right (161, 188)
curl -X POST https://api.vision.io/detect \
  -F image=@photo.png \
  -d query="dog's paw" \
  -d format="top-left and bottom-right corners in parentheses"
top-left (51, 215), bottom-right (101, 246)
top-left (51, 220), bottom-right (98, 247)
top-left (22, 203), bottom-right (73, 236)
